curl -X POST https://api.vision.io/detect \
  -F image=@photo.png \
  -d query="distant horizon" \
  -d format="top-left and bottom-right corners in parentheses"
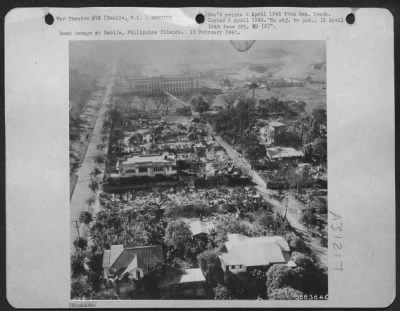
top-left (70, 40), bottom-right (326, 79)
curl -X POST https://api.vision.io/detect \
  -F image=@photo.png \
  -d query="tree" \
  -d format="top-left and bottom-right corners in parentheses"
top-left (266, 254), bottom-right (327, 296)
top-left (291, 252), bottom-right (314, 270)
top-left (268, 287), bottom-right (303, 300)
top-left (258, 214), bottom-right (275, 232)
top-left (197, 250), bottom-right (224, 287)
top-left (240, 133), bottom-right (265, 168)
top-left (91, 167), bottom-right (102, 178)
top-left (274, 131), bottom-right (303, 149)
top-left (89, 180), bottom-right (99, 193)
top-left (79, 211), bottom-right (93, 225)
top-left (107, 108), bottom-right (121, 124)
top-left (86, 196), bottom-right (96, 209)
top-left (191, 96), bottom-right (210, 113)
top-left (71, 276), bottom-right (93, 299)
top-left (95, 154), bottom-right (105, 165)
top-left (164, 220), bottom-right (192, 258)
top-left (266, 264), bottom-right (295, 294)
top-left (285, 233), bottom-right (309, 253)
top-left (312, 137), bottom-right (327, 164)
top-left (86, 251), bottom-right (105, 292)
top-left (300, 209), bottom-right (317, 228)
top-left (248, 82), bottom-right (259, 106)
top-left (244, 143), bottom-right (266, 168)
top-left (312, 108), bottom-right (327, 125)
top-left (71, 250), bottom-right (87, 277)
top-left (213, 284), bottom-right (233, 300)
top-left (74, 237), bottom-right (88, 250)
top-left (222, 91), bottom-right (240, 111)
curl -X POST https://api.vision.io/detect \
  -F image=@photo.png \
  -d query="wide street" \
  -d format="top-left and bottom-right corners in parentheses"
top-left (70, 66), bottom-right (116, 248)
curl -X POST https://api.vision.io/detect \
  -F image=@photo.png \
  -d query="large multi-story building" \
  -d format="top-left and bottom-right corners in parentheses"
top-left (128, 75), bottom-right (200, 95)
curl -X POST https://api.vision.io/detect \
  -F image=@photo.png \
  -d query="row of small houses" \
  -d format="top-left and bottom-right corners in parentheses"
top-left (101, 222), bottom-right (296, 299)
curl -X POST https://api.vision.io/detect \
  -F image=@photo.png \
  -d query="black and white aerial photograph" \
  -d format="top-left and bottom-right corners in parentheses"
top-left (69, 40), bottom-right (328, 300)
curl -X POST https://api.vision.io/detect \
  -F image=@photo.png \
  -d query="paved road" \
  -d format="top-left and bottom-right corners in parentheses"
top-left (70, 67), bottom-right (116, 248)
top-left (213, 133), bottom-right (327, 267)
top-left (163, 91), bottom-right (190, 107)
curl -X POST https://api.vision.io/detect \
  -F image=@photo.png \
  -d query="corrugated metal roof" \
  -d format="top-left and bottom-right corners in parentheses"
top-left (220, 242), bottom-right (285, 266)
top-left (158, 268), bottom-right (205, 287)
top-left (267, 147), bottom-right (304, 159)
top-left (109, 245), bottom-right (124, 268)
top-left (110, 245), bottom-right (164, 274)
top-left (221, 235), bottom-right (289, 267)
top-left (102, 250), bottom-right (111, 268)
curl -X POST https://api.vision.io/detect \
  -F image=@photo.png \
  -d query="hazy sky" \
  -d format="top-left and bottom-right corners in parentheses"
top-left (70, 40), bottom-right (325, 77)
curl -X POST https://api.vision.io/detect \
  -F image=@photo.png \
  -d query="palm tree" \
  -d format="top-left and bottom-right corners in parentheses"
top-left (89, 180), bottom-right (99, 193)
top-left (248, 82), bottom-right (259, 106)
top-left (79, 211), bottom-right (93, 225)
top-left (86, 196), bottom-right (96, 208)
top-left (94, 154), bottom-right (104, 165)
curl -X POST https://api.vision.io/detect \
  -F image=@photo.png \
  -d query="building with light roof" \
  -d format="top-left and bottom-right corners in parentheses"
top-left (266, 146), bottom-right (304, 164)
top-left (102, 244), bottom-right (164, 281)
top-left (117, 152), bottom-right (177, 177)
top-left (158, 268), bottom-right (207, 299)
top-left (218, 234), bottom-right (291, 274)
top-left (128, 75), bottom-right (200, 95)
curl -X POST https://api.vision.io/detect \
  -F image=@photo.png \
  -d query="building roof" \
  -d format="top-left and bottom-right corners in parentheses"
top-left (188, 220), bottom-right (216, 236)
top-left (128, 75), bottom-right (199, 81)
top-left (102, 249), bottom-right (111, 268)
top-left (219, 234), bottom-right (290, 267)
top-left (158, 268), bottom-right (206, 288)
top-left (269, 121), bottom-right (286, 128)
top-left (108, 245), bottom-right (124, 268)
top-left (102, 245), bottom-right (164, 275)
top-left (121, 153), bottom-right (175, 165)
top-left (267, 147), bottom-right (304, 159)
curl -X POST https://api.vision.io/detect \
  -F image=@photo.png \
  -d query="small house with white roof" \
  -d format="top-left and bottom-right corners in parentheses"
top-left (219, 233), bottom-right (292, 274)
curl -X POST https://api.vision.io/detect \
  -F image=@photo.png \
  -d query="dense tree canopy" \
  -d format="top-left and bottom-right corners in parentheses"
top-left (266, 264), bottom-right (296, 294)
top-left (213, 284), bottom-right (233, 300)
top-left (197, 249), bottom-right (224, 287)
top-left (79, 211), bottom-right (93, 225)
top-left (268, 287), bottom-right (303, 300)
top-left (164, 220), bottom-right (192, 258)
top-left (285, 233), bottom-right (309, 254)
top-left (73, 237), bottom-right (88, 250)
top-left (191, 97), bottom-right (210, 113)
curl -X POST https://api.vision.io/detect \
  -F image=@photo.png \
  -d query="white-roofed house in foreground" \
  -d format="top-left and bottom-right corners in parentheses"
top-left (218, 234), bottom-right (292, 274)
